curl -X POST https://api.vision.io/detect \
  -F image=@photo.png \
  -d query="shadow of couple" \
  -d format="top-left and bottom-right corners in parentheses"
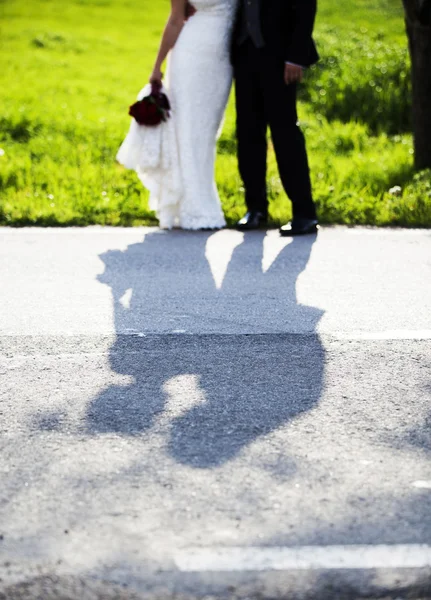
top-left (86, 229), bottom-right (325, 469)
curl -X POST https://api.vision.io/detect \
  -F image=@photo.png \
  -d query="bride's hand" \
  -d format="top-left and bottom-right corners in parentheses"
top-left (149, 68), bottom-right (163, 86)
top-left (185, 2), bottom-right (196, 20)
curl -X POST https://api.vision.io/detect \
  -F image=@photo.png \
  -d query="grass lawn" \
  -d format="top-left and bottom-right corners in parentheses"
top-left (0, 0), bottom-right (430, 227)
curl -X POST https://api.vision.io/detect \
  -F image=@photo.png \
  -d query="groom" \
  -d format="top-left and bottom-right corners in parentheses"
top-left (232, 0), bottom-right (319, 235)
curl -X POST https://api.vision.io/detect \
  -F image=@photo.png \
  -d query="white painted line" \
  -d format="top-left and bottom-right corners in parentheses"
top-left (175, 545), bottom-right (431, 572)
top-left (412, 480), bottom-right (431, 490)
top-left (335, 330), bottom-right (431, 340)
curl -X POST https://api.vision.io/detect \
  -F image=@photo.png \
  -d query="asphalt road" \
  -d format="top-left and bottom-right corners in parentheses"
top-left (1, 227), bottom-right (431, 599)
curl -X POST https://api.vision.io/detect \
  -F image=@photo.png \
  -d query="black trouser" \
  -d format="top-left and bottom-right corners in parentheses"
top-left (233, 39), bottom-right (317, 220)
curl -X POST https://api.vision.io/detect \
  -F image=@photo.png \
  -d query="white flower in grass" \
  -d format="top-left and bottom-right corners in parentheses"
top-left (0, 149), bottom-right (4, 156)
top-left (389, 185), bottom-right (402, 196)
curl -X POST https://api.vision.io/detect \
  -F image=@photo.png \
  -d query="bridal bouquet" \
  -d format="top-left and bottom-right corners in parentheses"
top-left (117, 81), bottom-right (182, 228)
top-left (128, 82), bottom-right (171, 127)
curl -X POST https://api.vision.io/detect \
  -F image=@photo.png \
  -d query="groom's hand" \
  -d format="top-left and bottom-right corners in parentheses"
top-left (284, 63), bottom-right (303, 85)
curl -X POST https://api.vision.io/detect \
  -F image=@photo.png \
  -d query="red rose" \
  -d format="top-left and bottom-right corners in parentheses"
top-left (129, 98), bottom-right (161, 126)
top-left (128, 89), bottom-right (171, 127)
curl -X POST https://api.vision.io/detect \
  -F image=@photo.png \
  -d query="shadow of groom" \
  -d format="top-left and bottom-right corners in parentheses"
top-left (86, 230), bottom-right (325, 469)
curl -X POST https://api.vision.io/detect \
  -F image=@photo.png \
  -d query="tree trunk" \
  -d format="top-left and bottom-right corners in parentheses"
top-left (403, 0), bottom-right (431, 170)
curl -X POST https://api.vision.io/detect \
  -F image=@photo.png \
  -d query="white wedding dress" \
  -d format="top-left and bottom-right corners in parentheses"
top-left (117, 0), bottom-right (238, 230)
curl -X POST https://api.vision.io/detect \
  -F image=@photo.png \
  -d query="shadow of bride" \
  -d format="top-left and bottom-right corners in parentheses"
top-left (86, 229), bottom-right (325, 468)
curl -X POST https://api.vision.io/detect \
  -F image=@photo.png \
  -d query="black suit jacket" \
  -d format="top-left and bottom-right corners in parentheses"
top-left (232, 0), bottom-right (319, 67)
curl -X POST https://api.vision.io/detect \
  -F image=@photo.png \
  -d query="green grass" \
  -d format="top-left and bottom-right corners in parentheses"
top-left (0, 0), bottom-right (430, 227)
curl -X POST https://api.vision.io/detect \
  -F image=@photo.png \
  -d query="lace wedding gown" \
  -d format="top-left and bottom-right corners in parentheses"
top-left (117, 0), bottom-right (238, 230)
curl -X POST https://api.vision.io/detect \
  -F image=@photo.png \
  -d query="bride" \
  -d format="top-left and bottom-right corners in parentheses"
top-left (117, 0), bottom-right (238, 230)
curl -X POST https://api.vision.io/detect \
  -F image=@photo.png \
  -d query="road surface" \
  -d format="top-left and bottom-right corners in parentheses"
top-left (1, 226), bottom-right (430, 599)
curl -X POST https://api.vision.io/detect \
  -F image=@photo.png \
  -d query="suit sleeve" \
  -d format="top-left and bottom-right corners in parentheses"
top-left (284, 0), bottom-right (318, 67)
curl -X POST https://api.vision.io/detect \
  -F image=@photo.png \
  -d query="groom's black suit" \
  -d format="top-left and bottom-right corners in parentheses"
top-left (232, 0), bottom-right (319, 220)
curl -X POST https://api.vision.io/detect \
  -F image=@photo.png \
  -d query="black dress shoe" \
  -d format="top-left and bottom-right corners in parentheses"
top-left (236, 211), bottom-right (268, 231)
top-left (279, 217), bottom-right (319, 236)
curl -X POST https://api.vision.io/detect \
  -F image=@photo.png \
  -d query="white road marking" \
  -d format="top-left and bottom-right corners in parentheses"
top-left (175, 545), bottom-right (431, 571)
top-left (412, 480), bottom-right (431, 490)
top-left (335, 330), bottom-right (431, 340)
